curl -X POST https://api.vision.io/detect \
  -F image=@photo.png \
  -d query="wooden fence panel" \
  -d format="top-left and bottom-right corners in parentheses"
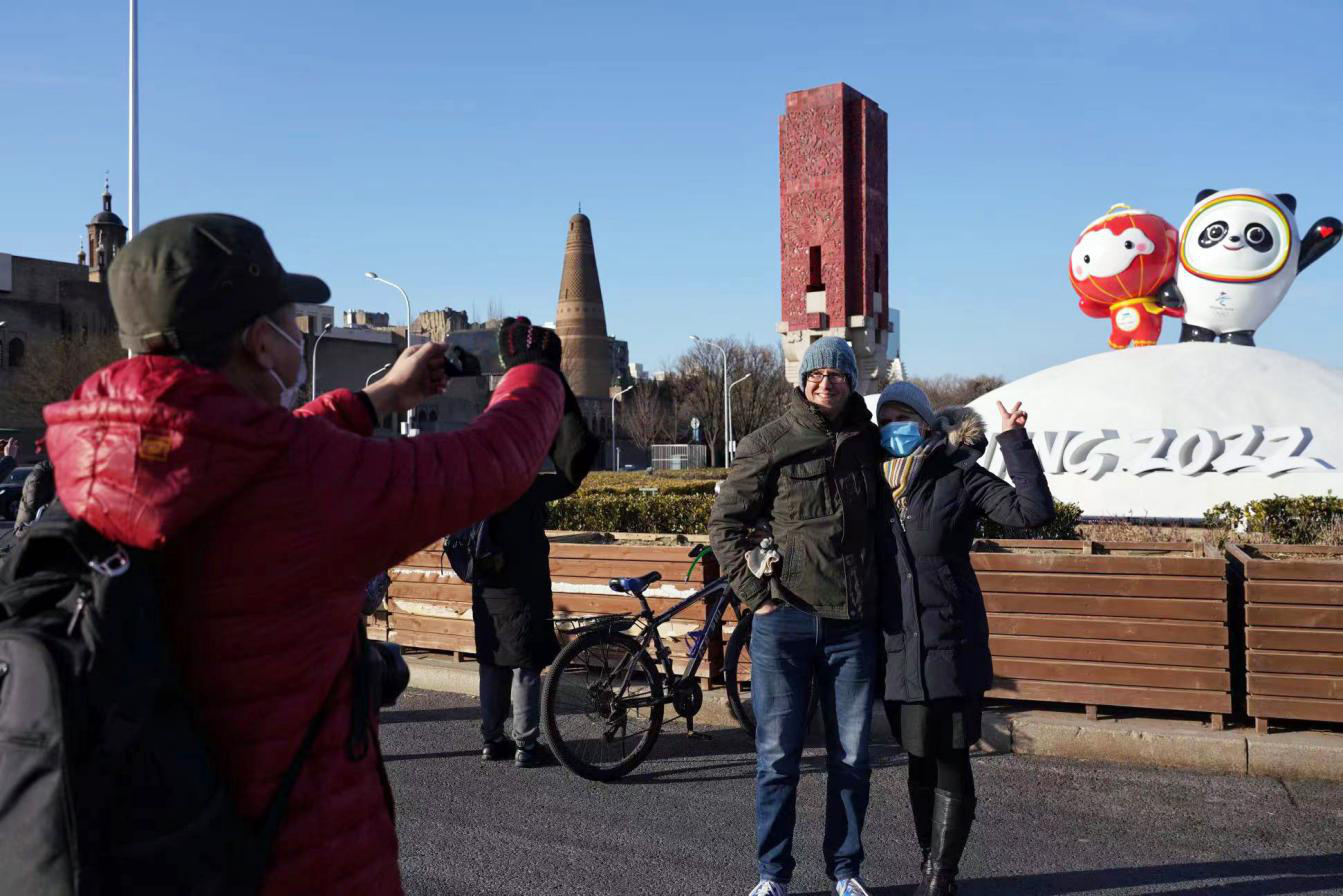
top-left (1232, 544), bottom-right (1343, 731)
top-left (978, 541), bottom-right (1230, 722)
top-left (384, 537), bottom-right (723, 686)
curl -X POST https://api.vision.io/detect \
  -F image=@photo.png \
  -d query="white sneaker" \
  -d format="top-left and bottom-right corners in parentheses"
top-left (748, 881), bottom-right (788, 896)
top-left (835, 880), bottom-right (872, 896)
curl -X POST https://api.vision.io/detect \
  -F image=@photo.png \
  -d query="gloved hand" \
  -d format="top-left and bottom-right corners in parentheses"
top-left (497, 316), bottom-right (562, 372)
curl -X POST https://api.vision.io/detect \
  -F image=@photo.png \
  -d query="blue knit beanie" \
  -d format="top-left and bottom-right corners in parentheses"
top-left (799, 337), bottom-right (859, 388)
top-left (876, 381), bottom-right (936, 426)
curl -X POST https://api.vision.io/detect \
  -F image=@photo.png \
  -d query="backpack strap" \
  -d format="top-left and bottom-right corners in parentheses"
top-left (233, 652), bottom-right (346, 893)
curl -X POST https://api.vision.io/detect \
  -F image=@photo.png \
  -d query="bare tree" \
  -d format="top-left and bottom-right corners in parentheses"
top-left (620, 381), bottom-right (671, 452)
top-left (672, 342), bottom-right (727, 466)
top-left (668, 337), bottom-right (791, 465)
top-left (909, 373), bottom-right (1005, 410)
top-left (0, 330), bottom-right (124, 427)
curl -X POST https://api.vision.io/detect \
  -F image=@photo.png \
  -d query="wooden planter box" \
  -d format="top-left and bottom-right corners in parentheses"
top-left (978, 539), bottom-right (1231, 727)
top-left (385, 536), bottom-right (722, 686)
top-left (1228, 544), bottom-right (1343, 733)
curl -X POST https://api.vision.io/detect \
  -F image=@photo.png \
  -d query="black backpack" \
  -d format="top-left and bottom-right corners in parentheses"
top-left (0, 502), bottom-right (333, 895)
top-left (441, 519), bottom-right (501, 584)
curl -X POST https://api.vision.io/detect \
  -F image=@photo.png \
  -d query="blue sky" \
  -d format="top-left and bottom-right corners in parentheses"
top-left (3, 1), bottom-right (1342, 379)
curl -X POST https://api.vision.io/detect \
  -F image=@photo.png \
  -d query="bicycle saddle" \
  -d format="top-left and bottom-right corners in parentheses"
top-left (608, 571), bottom-right (662, 595)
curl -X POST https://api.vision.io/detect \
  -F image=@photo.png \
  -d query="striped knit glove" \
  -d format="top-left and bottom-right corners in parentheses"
top-left (497, 316), bottom-right (563, 373)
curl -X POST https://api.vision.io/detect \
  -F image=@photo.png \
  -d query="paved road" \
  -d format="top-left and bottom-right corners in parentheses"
top-left (382, 689), bottom-right (1343, 896)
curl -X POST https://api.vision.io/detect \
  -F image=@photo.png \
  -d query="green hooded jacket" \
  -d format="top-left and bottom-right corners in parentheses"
top-left (709, 388), bottom-right (886, 621)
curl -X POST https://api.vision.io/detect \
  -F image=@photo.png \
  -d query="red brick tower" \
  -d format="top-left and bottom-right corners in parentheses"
top-left (777, 83), bottom-right (898, 392)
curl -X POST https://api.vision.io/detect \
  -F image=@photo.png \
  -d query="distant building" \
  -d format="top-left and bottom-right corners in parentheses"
top-left (344, 309), bottom-right (390, 328)
top-left (609, 338), bottom-right (630, 391)
top-left (296, 303), bottom-right (335, 333)
top-left (0, 183), bottom-right (122, 440)
top-left (413, 308), bottom-right (471, 342)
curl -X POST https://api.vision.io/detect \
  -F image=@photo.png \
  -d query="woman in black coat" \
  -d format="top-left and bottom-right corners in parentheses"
top-left (876, 381), bottom-right (1053, 896)
top-left (472, 402), bottom-right (598, 767)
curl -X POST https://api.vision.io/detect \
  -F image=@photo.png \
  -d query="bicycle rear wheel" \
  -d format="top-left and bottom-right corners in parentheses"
top-left (541, 629), bottom-right (664, 781)
top-left (723, 612), bottom-right (820, 740)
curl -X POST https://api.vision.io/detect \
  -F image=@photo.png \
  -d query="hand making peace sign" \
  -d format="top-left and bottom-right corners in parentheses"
top-left (996, 400), bottom-right (1028, 433)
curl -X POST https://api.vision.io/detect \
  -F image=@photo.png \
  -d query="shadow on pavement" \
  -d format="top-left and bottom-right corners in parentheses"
top-left (792, 852), bottom-right (1343, 896)
top-left (379, 705), bottom-right (481, 725)
top-left (381, 749), bottom-right (480, 763)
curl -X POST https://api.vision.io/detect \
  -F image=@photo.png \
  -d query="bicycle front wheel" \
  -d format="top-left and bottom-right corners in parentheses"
top-left (541, 629), bottom-right (664, 781)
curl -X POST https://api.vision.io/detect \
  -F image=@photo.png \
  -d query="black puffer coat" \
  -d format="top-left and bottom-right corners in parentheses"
top-left (883, 409), bottom-right (1053, 702)
top-left (472, 406), bottom-right (598, 668)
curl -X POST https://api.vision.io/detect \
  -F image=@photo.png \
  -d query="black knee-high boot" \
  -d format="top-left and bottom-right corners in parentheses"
top-left (908, 776), bottom-right (935, 882)
top-left (924, 789), bottom-right (976, 895)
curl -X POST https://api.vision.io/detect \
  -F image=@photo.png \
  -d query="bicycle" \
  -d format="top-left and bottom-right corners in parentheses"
top-left (540, 545), bottom-right (813, 781)
top-left (539, 545), bottom-right (744, 781)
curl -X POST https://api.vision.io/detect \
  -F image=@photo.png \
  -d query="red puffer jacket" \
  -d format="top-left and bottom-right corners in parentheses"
top-left (43, 355), bottom-right (563, 895)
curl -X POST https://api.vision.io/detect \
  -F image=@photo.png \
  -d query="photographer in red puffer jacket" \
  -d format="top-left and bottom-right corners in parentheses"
top-left (43, 213), bottom-right (567, 895)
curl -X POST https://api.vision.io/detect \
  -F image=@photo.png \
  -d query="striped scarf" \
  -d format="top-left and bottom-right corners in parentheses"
top-left (883, 447), bottom-right (929, 520)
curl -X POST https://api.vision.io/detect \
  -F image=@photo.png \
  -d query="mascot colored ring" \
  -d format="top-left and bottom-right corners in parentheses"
top-left (1180, 194), bottom-right (1292, 284)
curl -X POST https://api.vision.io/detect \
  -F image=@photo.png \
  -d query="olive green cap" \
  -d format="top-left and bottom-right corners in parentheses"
top-left (108, 213), bottom-right (329, 354)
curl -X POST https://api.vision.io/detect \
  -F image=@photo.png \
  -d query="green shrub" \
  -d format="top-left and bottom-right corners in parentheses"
top-left (1203, 493), bottom-right (1343, 544)
top-left (976, 500), bottom-right (1083, 541)
top-left (548, 492), bottom-right (715, 535)
top-left (579, 471), bottom-right (721, 496)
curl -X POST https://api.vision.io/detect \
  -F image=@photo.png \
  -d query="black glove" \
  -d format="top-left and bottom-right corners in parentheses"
top-left (498, 316), bottom-right (562, 372)
top-left (445, 346), bottom-right (481, 377)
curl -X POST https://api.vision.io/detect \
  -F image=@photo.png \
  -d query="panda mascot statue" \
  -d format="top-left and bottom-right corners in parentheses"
top-left (1157, 188), bottom-right (1342, 346)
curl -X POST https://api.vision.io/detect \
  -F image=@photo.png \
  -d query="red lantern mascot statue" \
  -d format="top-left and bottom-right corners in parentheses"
top-left (1070, 204), bottom-right (1184, 349)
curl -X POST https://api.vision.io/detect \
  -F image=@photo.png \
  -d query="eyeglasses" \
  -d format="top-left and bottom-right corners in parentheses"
top-left (805, 371), bottom-right (848, 385)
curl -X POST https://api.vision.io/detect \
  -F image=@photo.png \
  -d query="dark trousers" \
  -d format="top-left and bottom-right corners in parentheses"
top-left (751, 605), bottom-right (878, 884)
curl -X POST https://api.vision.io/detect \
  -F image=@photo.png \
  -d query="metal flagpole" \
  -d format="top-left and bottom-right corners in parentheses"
top-left (128, 0), bottom-right (139, 239)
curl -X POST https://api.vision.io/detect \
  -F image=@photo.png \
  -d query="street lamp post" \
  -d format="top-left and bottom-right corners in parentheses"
top-left (365, 272), bottom-right (415, 435)
top-left (311, 322), bottom-right (332, 400)
top-left (728, 373), bottom-right (752, 464)
top-left (611, 385), bottom-right (634, 471)
top-left (366, 362), bottom-right (393, 387)
top-left (691, 336), bottom-right (729, 468)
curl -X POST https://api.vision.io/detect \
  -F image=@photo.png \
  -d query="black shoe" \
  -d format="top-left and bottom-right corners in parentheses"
top-left (481, 738), bottom-right (516, 761)
top-left (514, 743), bottom-right (552, 768)
top-left (925, 790), bottom-right (976, 896)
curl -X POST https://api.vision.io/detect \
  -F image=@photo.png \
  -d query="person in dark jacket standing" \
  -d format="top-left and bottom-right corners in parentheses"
top-left (875, 381), bottom-right (1053, 896)
top-left (711, 337), bottom-right (887, 896)
top-left (474, 401), bottom-right (599, 767)
top-left (0, 438), bottom-right (18, 484)
top-left (13, 456), bottom-right (55, 531)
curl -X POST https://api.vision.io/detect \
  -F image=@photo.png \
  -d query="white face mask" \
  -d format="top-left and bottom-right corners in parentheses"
top-left (260, 317), bottom-right (307, 410)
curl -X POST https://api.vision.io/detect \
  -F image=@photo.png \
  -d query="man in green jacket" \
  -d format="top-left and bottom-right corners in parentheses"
top-left (710, 337), bottom-right (886, 896)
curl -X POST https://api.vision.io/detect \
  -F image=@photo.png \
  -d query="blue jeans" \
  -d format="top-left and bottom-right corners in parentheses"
top-left (751, 605), bottom-right (878, 883)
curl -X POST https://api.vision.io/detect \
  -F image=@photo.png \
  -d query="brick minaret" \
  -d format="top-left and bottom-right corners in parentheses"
top-left (555, 211), bottom-right (611, 399)
top-left (777, 83), bottom-right (899, 392)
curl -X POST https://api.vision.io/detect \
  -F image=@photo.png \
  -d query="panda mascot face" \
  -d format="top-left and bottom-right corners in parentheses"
top-left (1175, 189), bottom-right (1300, 338)
top-left (1181, 192), bottom-right (1295, 283)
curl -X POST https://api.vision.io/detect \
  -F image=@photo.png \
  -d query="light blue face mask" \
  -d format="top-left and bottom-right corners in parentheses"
top-left (880, 421), bottom-right (924, 457)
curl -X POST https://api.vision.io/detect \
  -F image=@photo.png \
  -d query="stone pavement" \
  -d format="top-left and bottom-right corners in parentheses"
top-left (406, 652), bottom-right (1343, 783)
top-left (382, 688), bottom-right (1343, 896)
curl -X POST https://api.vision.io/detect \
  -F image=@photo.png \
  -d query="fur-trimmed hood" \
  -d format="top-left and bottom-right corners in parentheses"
top-left (931, 405), bottom-right (988, 461)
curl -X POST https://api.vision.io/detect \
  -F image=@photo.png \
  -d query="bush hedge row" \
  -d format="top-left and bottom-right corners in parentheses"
top-left (1203, 494), bottom-right (1343, 544)
top-left (550, 489), bottom-right (1084, 540)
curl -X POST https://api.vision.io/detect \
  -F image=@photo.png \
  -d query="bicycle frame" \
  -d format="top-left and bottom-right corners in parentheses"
top-left (604, 576), bottom-right (741, 713)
